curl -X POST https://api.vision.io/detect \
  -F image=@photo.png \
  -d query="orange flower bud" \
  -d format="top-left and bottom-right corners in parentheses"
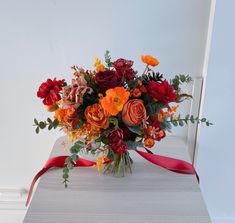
top-left (132, 88), bottom-right (141, 98)
top-left (144, 137), bottom-right (155, 148)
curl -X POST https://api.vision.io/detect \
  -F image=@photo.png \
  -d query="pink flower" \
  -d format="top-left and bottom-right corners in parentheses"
top-left (61, 76), bottom-right (93, 109)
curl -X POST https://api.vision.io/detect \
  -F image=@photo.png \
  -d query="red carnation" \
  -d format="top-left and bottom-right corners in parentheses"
top-left (146, 80), bottom-right (176, 104)
top-left (37, 78), bottom-right (65, 105)
top-left (95, 70), bottom-right (123, 93)
top-left (112, 58), bottom-right (136, 81)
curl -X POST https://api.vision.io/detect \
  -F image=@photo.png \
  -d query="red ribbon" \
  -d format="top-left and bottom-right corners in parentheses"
top-left (26, 150), bottom-right (198, 207)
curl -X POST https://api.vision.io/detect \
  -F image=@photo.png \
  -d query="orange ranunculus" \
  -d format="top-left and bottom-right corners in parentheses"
top-left (144, 137), bottom-right (155, 148)
top-left (141, 55), bottom-right (159, 67)
top-left (84, 103), bottom-right (109, 129)
top-left (54, 107), bottom-right (79, 129)
top-left (122, 99), bottom-right (146, 126)
top-left (100, 87), bottom-right (130, 116)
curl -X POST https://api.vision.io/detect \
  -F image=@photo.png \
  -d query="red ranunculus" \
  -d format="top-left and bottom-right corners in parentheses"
top-left (37, 78), bottom-right (65, 105)
top-left (146, 80), bottom-right (176, 103)
top-left (112, 58), bottom-right (136, 81)
top-left (95, 70), bottom-right (123, 93)
top-left (108, 128), bottom-right (124, 150)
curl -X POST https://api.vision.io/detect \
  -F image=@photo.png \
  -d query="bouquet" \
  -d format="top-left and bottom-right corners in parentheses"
top-left (34, 51), bottom-right (212, 187)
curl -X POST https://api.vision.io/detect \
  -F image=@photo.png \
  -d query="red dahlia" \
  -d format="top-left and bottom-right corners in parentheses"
top-left (37, 78), bottom-right (65, 105)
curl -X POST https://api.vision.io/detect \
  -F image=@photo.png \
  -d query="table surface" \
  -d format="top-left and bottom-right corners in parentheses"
top-left (24, 136), bottom-right (211, 223)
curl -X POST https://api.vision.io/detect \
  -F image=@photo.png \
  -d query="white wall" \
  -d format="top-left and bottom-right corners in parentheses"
top-left (0, 0), bottom-right (211, 189)
top-left (0, 0), bottom-right (212, 222)
top-left (198, 1), bottom-right (235, 222)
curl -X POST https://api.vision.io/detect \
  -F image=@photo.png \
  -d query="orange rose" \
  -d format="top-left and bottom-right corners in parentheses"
top-left (144, 137), bottom-right (155, 148)
top-left (84, 103), bottom-right (109, 129)
top-left (141, 55), bottom-right (159, 67)
top-left (122, 99), bottom-right (146, 126)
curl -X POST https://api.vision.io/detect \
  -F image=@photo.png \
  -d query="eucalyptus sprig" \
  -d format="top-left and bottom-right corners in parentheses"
top-left (33, 118), bottom-right (59, 134)
top-left (170, 74), bottom-right (193, 103)
top-left (160, 114), bottom-right (213, 132)
top-left (62, 142), bottom-right (83, 187)
top-left (104, 50), bottom-right (112, 68)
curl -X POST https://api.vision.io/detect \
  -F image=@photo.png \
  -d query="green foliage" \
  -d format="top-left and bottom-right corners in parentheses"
top-left (109, 117), bottom-right (119, 128)
top-left (126, 140), bottom-right (144, 150)
top-left (146, 101), bottom-right (165, 116)
top-left (104, 50), bottom-right (112, 68)
top-left (62, 140), bottom-right (84, 187)
top-left (33, 118), bottom-right (59, 134)
top-left (127, 126), bottom-right (143, 136)
top-left (161, 114), bottom-right (213, 128)
top-left (170, 74), bottom-right (193, 103)
top-left (171, 74), bottom-right (193, 91)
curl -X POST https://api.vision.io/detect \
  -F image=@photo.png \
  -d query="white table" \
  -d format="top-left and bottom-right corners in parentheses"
top-left (24, 136), bottom-right (211, 223)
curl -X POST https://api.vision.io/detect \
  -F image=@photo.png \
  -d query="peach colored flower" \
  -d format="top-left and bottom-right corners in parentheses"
top-left (62, 76), bottom-right (93, 109)
top-left (100, 87), bottom-right (130, 116)
top-left (84, 103), bottom-right (109, 129)
top-left (122, 99), bottom-right (146, 126)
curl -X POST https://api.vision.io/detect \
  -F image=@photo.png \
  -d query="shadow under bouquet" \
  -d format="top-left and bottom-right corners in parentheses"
top-left (34, 51), bottom-right (212, 186)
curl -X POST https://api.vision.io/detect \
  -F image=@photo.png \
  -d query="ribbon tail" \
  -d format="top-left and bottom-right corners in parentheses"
top-left (135, 149), bottom-right (199, 182)
top-left (26, 167), bottom-right (49, 207)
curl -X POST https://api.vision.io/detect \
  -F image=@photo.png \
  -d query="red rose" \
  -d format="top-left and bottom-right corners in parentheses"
top-left (146, 80), bottom-right (176, 103)
top-left (95, 70), bottom-right (123, 93)
top-left (37, 78), bottom-right (65, 105)
top-left (112, 58), bottom-right (136, 81)
top-left (107, 128), bottom-right (124, 150)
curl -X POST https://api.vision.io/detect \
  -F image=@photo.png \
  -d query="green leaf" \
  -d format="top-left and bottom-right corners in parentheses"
top-left (127, 125), bottom-right (143, 136)
top-left (34, 118), bottom-right (38, 125)
top-left (48, 125), bottom-right (53, 130)
top-left (39, 121), bottom-right (46, 129)
top-left (126, 140), bottom-right (143, 150)
top-left (67, 162), bottom-right (73, 170)
top-left (53, 119), bottom-right (59, 128)
top-left (63, 173), bottom-right (69, 179)
top-left (47, 117), bottom-right (52, 124)
top-left (70, 145), bottom-right (79, 154)
top-left (71, 154), bottom-right (79, 162)
top-left (172, 120), bottom-right (178, 126)
top-left (63, 167), bottom-right (69, 173)
top-left (65, 157), bottom-right (71, 164)
top-left (35, 127), bottom-right (39, 134)
top-left (146, 102), bottom-right (165, 116)
top-left (201, 118), bottom-right (207, 122)
top-left (179, 120), bottom-right (184, 126)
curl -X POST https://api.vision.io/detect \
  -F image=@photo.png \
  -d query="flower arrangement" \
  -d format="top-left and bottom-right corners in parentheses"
top-left (34, 51), bottom-right (212, 186)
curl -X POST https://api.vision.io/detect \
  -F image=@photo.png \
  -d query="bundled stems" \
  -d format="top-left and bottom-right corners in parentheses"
top-left (103, 152), bottom-right (132, 177)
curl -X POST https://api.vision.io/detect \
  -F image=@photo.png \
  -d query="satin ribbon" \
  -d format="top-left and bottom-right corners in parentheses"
top-left (26, 150), bottom-right (198, 207)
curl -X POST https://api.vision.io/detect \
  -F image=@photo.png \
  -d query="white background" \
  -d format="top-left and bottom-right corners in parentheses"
top-left (1, 0), bottom-right (233, 223)
top-left (198, 0), bottom-right (235, 222)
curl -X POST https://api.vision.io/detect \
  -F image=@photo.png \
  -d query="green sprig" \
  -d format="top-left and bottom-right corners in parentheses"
top-left (34, 118), bottom-right (59, 134)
